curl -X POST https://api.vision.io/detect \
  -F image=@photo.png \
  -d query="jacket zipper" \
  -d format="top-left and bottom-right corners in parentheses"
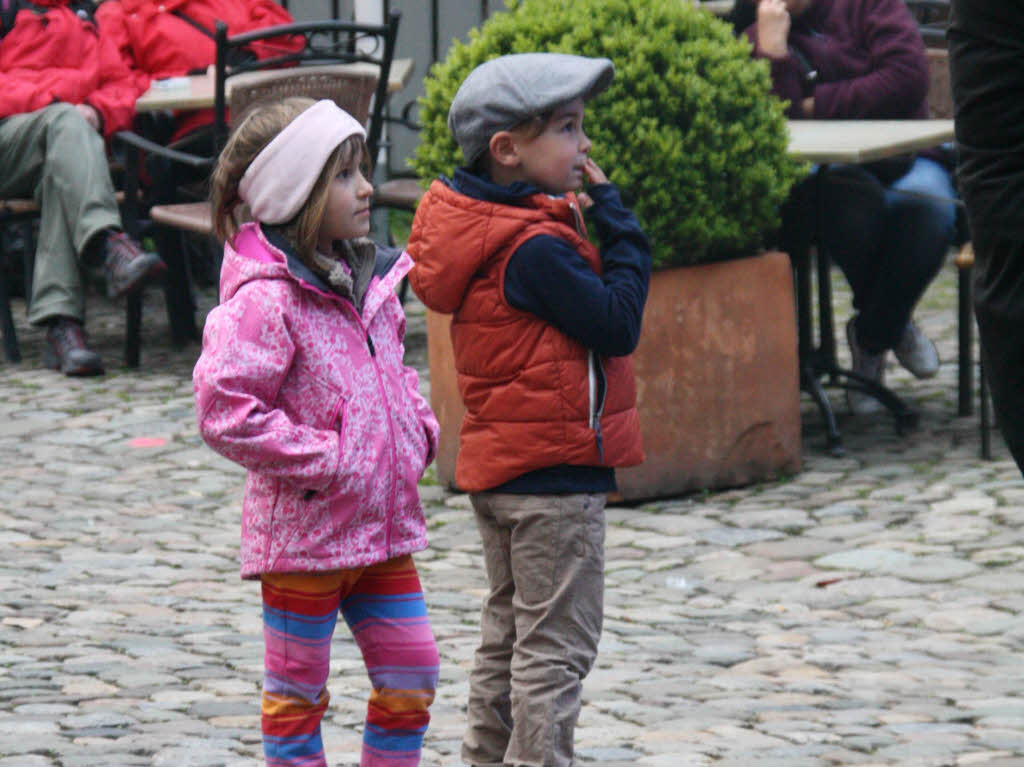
top-left (342, 301), bottom-right (397, 555)
top-left (569, 200), bottom-right (584, 235)
top-left (573, 201), bottom-right (605, 461)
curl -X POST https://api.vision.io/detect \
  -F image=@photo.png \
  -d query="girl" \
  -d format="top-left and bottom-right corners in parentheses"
top-left (193, 97), bottom-right (440, 767)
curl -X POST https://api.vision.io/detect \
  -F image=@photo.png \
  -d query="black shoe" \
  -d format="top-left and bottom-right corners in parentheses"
top-left (103, 232), bottom-right (167, 298)
top-left (44, 318), bottom-right (104, 376)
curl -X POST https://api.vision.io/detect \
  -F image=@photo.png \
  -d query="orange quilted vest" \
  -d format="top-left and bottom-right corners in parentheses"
top-left (408, 180), bottom-right (644, 492)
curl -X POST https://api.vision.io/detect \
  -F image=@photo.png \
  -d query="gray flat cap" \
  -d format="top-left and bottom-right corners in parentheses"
top-left (448, 52), bottom-right (615, 165)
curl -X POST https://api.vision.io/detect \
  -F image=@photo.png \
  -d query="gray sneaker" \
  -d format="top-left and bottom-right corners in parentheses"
top-left (44, 318), bottom-right (104, 377)
top-left (103, 232), bottom-right (166, 299)
top-left (893, 320), bottom-right (939, 379)
top-left (846, 318), bottom-right (885, 416)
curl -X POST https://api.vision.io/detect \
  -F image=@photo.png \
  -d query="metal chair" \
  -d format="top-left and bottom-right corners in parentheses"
top-left (0, 203), bottom-right (38, 362)
top-left (0, 189), bottom-right (140, 366)
top-left (905, 0), bottom-right (950, 47)
top-left (116, 12), bottom-right (401, 361)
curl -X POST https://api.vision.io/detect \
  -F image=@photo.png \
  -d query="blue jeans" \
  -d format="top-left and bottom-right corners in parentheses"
top-left (815, 156), bottom-right (957, 352)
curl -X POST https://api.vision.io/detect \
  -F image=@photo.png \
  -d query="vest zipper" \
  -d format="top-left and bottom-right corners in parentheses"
top-left (588, 351), bottom-right (606, 462)
top-left (569, 201), bottom-right (585, 235)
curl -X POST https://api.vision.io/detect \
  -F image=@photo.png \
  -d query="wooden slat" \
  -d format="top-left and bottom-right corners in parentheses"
top-left (374, 177), bottom-right (424, 212)
top-left (0, 199), bottom-right (39, 216)
top-left (149, 202), bottom-right (214, 236)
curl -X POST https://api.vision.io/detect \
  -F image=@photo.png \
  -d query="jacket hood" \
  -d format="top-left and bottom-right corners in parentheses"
top-left (218, 223), bottom-right (300, 304)
top-left (220, 222), bottom-right (407, 313)
top-left (407, 173), bottom-right (581, 314)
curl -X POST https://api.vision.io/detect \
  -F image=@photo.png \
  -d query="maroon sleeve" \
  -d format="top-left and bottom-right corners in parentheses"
top-left (745, 26), bottom-right (807, 118)
top-left (812, 0), bottom-right (929, 119)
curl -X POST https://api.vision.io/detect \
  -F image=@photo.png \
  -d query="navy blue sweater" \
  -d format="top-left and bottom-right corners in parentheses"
top-left (449, 168), bottom-right (651, 494)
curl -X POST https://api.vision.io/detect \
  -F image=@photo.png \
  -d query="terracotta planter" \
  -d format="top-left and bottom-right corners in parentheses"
top-left (425, 250), bottom-right (801, 500)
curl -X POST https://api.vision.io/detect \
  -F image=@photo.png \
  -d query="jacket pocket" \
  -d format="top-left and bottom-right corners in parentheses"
top-left (268, 392), bottom-right (347, 565)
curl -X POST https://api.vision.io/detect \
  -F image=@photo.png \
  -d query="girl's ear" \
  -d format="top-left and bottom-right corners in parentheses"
top-left (488, 131), bottom-right (521, 169)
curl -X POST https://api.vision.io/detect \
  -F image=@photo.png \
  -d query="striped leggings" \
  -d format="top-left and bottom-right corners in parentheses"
top-left (260, 555), bottom-right (439, 767)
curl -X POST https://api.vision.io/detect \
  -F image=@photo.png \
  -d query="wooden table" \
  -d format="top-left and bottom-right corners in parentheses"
top-left (785, 119), bottom-right (955, 454)
top-left (788, 119), bottom-right (954, 164)
top-left (136, 57), bottom-right (413, 113)
top-left (683, 0), bottom-right (734, 17)
top-left (691, 0), bottom-right (735, 16)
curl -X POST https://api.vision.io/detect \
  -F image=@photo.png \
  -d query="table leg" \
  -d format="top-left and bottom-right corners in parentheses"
top-left (791, 177), bottom-right (845, 454)
top-left (792, 166), bottom-right (920, 449)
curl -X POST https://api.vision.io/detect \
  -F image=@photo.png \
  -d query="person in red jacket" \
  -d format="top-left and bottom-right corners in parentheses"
top-left (96, 0), bottom-right (299, 142)
top-left (95, 0), bottom-right (300, 343)
top-left (0, 0), bottom-right (166, 376)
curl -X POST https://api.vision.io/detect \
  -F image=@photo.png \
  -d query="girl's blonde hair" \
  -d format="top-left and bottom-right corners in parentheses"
top-left (209, 96), bottom-right (370, 263)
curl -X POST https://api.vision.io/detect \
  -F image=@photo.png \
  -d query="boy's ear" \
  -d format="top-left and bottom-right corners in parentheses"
top-left (488, 131), bottom-right (520, 168)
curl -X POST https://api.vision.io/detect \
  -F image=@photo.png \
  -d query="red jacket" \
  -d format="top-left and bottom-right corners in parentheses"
top-left (96, 0), bottom-right (300, 137)
top-left (408, 181), bottom-right (644, 492)
top-left (0, 0), bottom-right (141, 136)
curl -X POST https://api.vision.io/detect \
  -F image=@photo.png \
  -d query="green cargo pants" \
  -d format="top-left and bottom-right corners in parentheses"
top-left (0, 104), bottom-right (122, 325)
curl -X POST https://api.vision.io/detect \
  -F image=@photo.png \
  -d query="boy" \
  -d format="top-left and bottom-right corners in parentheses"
top-left (407, 53), bottom-right (651, 767)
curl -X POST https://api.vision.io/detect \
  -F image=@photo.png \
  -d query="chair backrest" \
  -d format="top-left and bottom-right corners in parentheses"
top-left (227, 65), bottom-right (378, 127)
top-left (212, 12), bottom-right (400, 160)
top-left (904, 0), bottom-right (949, 47)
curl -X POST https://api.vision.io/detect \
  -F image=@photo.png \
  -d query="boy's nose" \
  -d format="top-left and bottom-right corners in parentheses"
top-left (580, 132), bottom-right (592, 152)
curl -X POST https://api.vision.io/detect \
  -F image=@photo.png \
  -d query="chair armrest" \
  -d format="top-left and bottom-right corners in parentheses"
top-left (383, 100), bottom-right (421, 132)
top-left (115, 129), bottom-right (216, 237)
top-left (114, 130), bottom-right (215, 169)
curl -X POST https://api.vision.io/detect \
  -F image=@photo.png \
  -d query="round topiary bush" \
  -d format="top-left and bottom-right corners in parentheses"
top-left (412, 0), bottom-right (805, 268)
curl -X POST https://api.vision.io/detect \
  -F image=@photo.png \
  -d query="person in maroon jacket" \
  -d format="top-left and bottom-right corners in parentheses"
top-left (747, 0), bottom-right (958, 415)
top-left (0, 0), bottom-right (165, 376)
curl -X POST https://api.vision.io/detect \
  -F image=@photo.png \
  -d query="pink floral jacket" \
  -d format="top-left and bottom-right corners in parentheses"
top-left (193, 223), bottom-right (439, 578)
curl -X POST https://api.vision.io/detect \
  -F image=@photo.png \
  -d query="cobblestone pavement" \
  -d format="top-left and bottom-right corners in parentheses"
top-left (1, 256), bottom-right (1022, 767)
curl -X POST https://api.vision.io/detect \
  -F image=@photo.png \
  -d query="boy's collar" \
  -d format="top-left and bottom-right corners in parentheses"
top-left (450, 167), bottom-right (558, 205)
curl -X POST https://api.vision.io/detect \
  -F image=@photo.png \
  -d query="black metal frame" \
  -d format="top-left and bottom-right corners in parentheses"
top-left (792, 167), bottom-right (919, 457)
top-left (211, 15), bottom-right (399, 158)
top-left (0, 213), bottom-right (36, 363)
top-left (904, 0), bottom-right (950, 46)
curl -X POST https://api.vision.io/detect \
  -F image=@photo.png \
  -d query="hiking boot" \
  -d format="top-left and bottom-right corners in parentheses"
top-left (44, 318), bottom-right (104, 376)
top-left (893, 320), bottom-right (939, 379)
top-left (103, 231), bottom-right (166, 298)
top-left (846, 318), bottom-right (885, 416)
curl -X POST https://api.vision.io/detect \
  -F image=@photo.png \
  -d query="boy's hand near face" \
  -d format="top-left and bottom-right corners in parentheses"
top-left (577, 157), bottom-right (608, 210)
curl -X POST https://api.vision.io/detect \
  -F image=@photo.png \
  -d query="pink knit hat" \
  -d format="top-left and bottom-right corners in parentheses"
top-left (238, 99), bottom-right (366, 224)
